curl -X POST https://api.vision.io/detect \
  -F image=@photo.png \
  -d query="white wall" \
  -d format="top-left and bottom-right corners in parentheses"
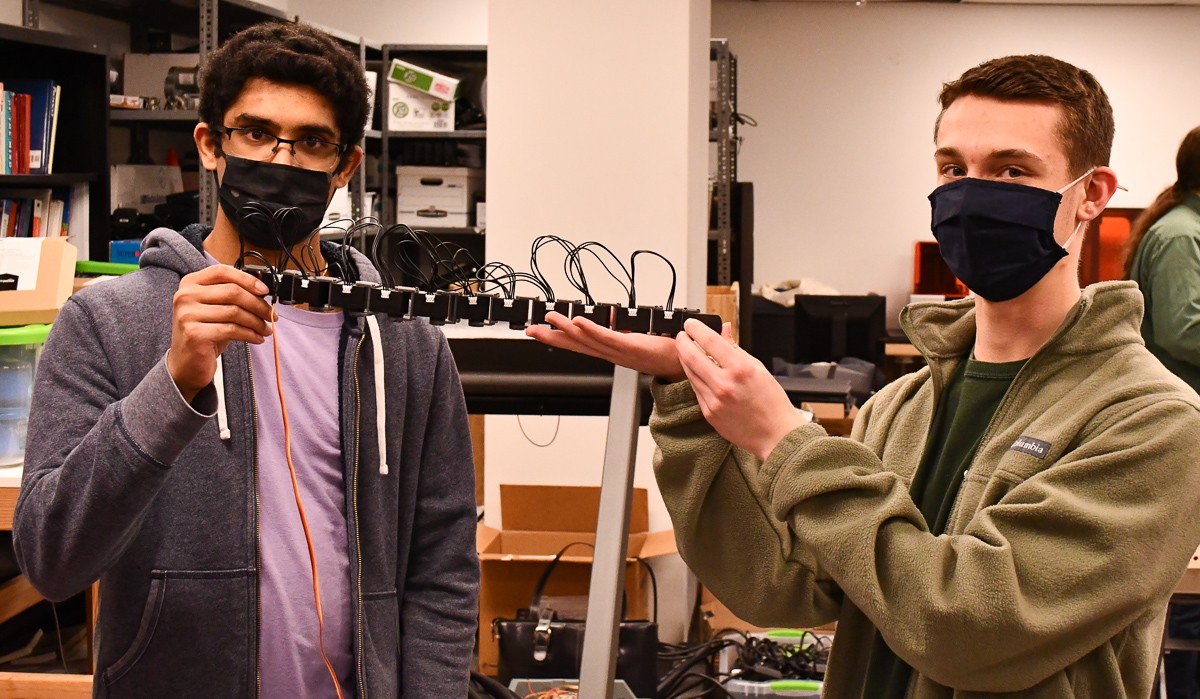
top-left (712, 0), bottom-right (1200, 328)
top-left (286, 0), bottom-right (486, 45)
top-left (485, 0), bottom-right (711, 534)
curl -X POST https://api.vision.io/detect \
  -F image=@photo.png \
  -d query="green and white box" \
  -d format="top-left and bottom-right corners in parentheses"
top-left (387, 58), bottom-right (460, 100)
top-left (387, 83), bottom-right (455, 132)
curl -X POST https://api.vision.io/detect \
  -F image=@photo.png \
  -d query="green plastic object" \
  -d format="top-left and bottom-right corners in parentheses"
top-left (0, 323), bottom-right (52, 346)
top-left (765, 629), bottom-right (808, 638)
top-left (770, 680), bottom-right (823, 691)
top-left (76, 260), bottom-right (138, 276)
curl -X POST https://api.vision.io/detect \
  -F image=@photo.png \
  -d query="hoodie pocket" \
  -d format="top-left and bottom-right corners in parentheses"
top-left (103, 569), bottom-right (254, 697)
top-left (362, 589), bottom-right (399, 698)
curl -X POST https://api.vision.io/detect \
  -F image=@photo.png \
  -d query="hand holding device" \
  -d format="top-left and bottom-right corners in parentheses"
top-left (168, 265), bottom-right (274, 402)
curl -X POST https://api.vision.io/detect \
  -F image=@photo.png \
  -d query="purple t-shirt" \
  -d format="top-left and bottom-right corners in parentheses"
top-left (206, 255), bottom-right (354, 697)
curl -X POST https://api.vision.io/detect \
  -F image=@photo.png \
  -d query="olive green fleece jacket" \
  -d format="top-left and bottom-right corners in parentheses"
top-left (652, 281), bottom-right (1200, 699)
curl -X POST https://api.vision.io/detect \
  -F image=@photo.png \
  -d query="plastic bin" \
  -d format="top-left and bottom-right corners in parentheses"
top-left (0, 324), bottom-right (52, 466)
top-left (725, 678), bottom-right (822, 698)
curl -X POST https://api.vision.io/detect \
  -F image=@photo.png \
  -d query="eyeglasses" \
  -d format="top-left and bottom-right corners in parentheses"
top-left (217, 126), bottom-right (348, 172)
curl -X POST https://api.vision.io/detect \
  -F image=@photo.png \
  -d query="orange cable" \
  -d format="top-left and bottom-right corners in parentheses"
top-left (270, 303), bottom-right (347, 699)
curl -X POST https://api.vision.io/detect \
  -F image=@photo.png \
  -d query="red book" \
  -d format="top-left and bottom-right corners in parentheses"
top-left (17, 93), bottom-right (31, 175)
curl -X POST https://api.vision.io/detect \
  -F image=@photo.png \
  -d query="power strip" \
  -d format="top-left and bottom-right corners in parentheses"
top-left (242, 265), bottom-right (723, 335)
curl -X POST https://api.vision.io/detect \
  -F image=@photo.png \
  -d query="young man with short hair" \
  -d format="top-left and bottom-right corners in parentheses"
top-left (15, 22), bottom-right (478, 698)
top-left (529, 55), bottom-right (1200, 697)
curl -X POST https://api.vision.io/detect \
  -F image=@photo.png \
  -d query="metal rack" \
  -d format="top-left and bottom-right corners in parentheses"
top-left (710, 39), bottom-right (737, 287)
top-left (21, 0), bottom-right (380, 248)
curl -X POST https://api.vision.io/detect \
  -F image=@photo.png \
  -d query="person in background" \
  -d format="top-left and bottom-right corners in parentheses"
top-left (530, 55), bottom-right (1200, 698)
top-left (1125, 125), bottom-right (1200, 699)
top-left (13, 21), bottom-right (478, 698)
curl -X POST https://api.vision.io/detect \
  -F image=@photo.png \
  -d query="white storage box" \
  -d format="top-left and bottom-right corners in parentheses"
top-left (395, 166), bottom-right (483, 228)
top-left (386, 82), bottom-right (455, 132)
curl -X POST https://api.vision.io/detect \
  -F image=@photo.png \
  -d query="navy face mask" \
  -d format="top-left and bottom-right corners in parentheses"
top-left (216, 154), bottom-right (333, 251)
top-left (928, 168), bottom-right (1093, 302)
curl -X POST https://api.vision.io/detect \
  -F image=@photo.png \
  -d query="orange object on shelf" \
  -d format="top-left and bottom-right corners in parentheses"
top-left (913, 241), bottom-right (967, 297)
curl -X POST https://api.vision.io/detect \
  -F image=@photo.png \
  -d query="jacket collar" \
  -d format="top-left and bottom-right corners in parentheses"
top-left (899, 281), bottom-right (1146, 365)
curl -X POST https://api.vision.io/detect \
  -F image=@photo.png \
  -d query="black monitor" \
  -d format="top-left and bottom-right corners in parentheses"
top-left (793, 295), bottom-right (887, 368)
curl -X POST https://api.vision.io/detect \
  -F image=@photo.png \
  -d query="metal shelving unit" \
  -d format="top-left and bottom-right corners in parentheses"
top-left (710, 39), bottom-right (737, 287)
top-left (376, 44), bottom-right (488, 280)
top-left (22, 0), bottom-right (380, 249)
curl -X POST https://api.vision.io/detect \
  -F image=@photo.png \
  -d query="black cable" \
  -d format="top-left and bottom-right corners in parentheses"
top-left (666, 672), bottom-right (734, 699)
top-left (629, 249), bottom-right (677, 309)
top-left (572, 241), bottom-right (632, 303)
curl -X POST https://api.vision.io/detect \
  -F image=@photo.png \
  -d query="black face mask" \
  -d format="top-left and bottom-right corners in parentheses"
top-left (216, 154), bottom-right (333, 251)
top-left (928, 169), bottom-right (1092, 302)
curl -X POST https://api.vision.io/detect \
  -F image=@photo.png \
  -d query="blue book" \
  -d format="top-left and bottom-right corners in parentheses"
top-left (6, 80), bottom-right (57, 174)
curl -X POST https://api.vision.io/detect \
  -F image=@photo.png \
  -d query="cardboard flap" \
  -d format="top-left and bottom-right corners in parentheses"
top-left (500, 484), bottom-right (649, 533)
top-left (476, 523), bottom-right (501, 553)
top-left (638, 529), bottom-right (679, 559)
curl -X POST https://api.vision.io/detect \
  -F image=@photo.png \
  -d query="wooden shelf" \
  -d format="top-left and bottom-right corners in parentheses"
top-left (0, 173), bottom-right (96, 186)
top-left (385, 130), bottom-right (486, 139)
top-left (110, 110), bottom-right (199, 123)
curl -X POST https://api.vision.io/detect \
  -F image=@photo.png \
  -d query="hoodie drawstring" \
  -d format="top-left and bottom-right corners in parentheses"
top-left (364, 315), bottom-right (388, 475)
top-left (214, 354), bottom-right (231, 441)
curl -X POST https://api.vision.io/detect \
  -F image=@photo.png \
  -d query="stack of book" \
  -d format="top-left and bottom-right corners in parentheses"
top-left (1, 79), bottom-right (61, 175)
top-left (0, 187), bottom-right (72, 238)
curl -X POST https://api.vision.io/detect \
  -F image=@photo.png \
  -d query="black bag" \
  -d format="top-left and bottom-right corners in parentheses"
top-left (492, 542), bottom-right (659, 699)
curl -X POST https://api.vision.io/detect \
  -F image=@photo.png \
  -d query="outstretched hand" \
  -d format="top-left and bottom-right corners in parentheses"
top-left (525, 312), bottom-right (691, 382)
top-left (527, 313), bottom-right (807, 461)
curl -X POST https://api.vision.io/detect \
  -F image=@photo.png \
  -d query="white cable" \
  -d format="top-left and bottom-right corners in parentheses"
top-left (214, 355), bottom-right (231, 440)
top-left (364, 315), bottom-right (388, 475)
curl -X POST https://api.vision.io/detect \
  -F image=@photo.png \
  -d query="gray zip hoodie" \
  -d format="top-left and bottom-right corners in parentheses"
top-left (13, 225), bottom-right (479, 698)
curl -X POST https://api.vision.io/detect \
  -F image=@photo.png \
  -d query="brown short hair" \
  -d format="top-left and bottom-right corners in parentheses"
top-left (199, 21), bottom-right (370, 150)
top-left (936, 55), bottom-right (1114, 176)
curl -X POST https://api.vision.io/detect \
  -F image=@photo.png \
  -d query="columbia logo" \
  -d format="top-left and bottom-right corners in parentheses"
top-left (1010, 436), bottom-right (1051, 459)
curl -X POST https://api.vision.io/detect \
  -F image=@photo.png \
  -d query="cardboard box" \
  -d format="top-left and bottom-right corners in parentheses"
top-left (111, 164), bottom-right (184, 215)
top-left (123, 53), bottom-right (200, 106)
top-left (476, 484), bottom-right (677, 676)
top-left (395, 166), bottom-right (484, 228)
top-left (387, 58), bottom-right (460, 101)
top-left (386, 82), bottom-right (455, 132)
top-left (0, 238), bottom-right (78, 326)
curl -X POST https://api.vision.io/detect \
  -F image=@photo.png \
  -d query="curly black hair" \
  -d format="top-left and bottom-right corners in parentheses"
top-left (199, 21), bottom-right (370, 150)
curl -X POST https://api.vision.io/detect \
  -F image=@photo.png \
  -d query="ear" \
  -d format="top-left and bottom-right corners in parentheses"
top-left (195, 122), bottom-right (221, 172)
top-left (331, 145), bottom-right (364, 189)
top-left (1076, 166), bottom-right (1118, 222)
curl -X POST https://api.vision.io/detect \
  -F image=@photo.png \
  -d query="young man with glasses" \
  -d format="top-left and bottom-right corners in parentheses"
top-left (529, 55), bottom-right (1200, 698)
top-left (14, 21), bottom-right (479, 698)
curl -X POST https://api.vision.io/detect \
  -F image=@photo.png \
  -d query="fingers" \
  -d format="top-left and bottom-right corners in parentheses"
top-left (188, 284), bottom-right (274, 326)
top-left (683, 318), bottom-right (738, 366)
top-left (525, 323), bottom-right (606, 361)
top-left (676, 329), bottom-right (721, 387)
top-left (178, 302), bottom-right (272, 338)
top-left (188, 322), bottom-right (267, 346)
top-left (191, 263), bottom-right (271, 296)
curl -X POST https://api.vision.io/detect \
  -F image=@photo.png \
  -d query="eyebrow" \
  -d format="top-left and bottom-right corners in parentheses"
top-left (934, 146), bottom-right (1047, 165)
top-left (229, 112), bottom-right (339, 141)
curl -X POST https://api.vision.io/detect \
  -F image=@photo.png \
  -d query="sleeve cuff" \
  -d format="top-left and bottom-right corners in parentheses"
top-left (758, 422), bottom-right (828, 499)
top-left (649, 378), bottom-right (699, 411)
top-left (117, 354), bottom-right (217, 468)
